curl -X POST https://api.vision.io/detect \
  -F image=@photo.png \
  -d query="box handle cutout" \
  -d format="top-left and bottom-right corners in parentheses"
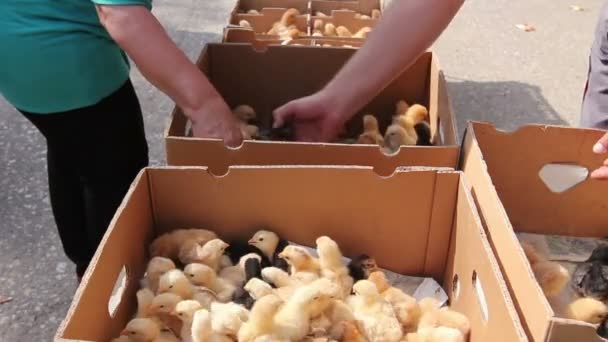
top-left (538, 163), bottom-right (589, 193)
top-left (108, 265), bottom-right (128, 318)
top-left (452, 273), bottom-right (461, 301)
top-left (472, 271), bottom-right (489, 323)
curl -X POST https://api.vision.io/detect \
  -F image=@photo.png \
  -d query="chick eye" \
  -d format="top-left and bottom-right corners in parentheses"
top-left (259, 237), bottom-right (264, 242)
top-left (131, 332), bottom-right (136, 335)
top-left (189, 274), bottom-right (195, 277)
top-left (160, 305), bottom-right (165, 308)
top-left (179, 313), bottom-right (183, 316)
top-left (169, 285), bottom-right (173, 289)
top-left (284, 256), bottom-right (290, 260)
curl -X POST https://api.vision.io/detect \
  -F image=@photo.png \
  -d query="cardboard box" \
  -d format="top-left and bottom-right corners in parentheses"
top-left (230, 8), bottom-right (309, 36)
top-left (165, 44), bottom-right (459, 175)
top-left (223, 27), bottom-right (364, 48)
top-left (55, 166), bottom-right (527, 342)
top-left (311, 0), bottom-right (380, 17)
top-left (461, 121), bottom-right (608, 342)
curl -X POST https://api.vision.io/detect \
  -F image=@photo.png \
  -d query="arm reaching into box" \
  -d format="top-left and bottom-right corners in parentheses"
top-left (274, 0), bottom-right (464, 142)
top-left (94, 4), bottom-right (242, 147)
top-left (592, 132), bottom-right (608, 179)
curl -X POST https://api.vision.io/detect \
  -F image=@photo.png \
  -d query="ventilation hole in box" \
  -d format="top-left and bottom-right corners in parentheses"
top-left (452, 273), bottom-right (461, 301)
top-left (472, 270), bottom-right (489, 323)
top-left (539, 163), bottom-right (588, 193)
top-left (108, 266), bottom-right (128, 317)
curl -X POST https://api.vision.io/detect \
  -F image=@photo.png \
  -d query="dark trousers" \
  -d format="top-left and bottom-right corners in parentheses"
top-left (19, 80), bottom-right (149, 276)
top-left (582, 1), bottom-right (608, 129)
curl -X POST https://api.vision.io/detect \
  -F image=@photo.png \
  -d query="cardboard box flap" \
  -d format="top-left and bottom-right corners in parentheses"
top-left (547, 318), bottom-right (606, 342)
top-left (234, 0), bottom-right (310, 13)
top-left (56, 171), bottom-right (155, 341)
top-left (461, 123), bottom-right (557, 341)
top-left (147, 166), bottom-right (453, 275)
top-left (468, 121), bottom-right (608, 236)
top-left (447, 178), bottom-right (528, 342)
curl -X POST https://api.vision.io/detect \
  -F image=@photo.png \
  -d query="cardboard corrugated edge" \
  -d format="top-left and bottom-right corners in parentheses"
top-left (55, 166), bottom-right (527, 342)
top-left (447, 175), bottom-right (528, 342)
top-left (460, 121), bottom-right (608, 342)
top-left (164, 45), bottom-right (459, 173)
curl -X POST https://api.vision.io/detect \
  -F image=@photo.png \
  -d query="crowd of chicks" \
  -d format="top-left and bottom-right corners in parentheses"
top-left (196, 99), bottom-right (431, 154)
top-left (112, 229), bottom-right (470, 342)
top-left (521, 242), bottom-right (608, 336)
top-left (238, 9), bottom-right (375, 41)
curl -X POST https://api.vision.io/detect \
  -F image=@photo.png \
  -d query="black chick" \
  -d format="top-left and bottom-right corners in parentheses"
top-left (273, 239), bottom-right (290, 272)
top-left (348, 254), bottom-right (380, 282)
top-left (224, 240), bottom-right (272, 268)
top-left (598, 318), bottom-right (608, 338)
top-left (572, 245), bottom-right (608, 300)
top-left (415, 121), bottom-right (432, 146)
top-left (233, 257), bottom-right (263, 309)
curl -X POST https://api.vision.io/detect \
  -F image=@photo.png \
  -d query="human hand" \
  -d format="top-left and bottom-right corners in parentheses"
top-left (273, 92), bottom-right (350, 142)
top-left (591, 132), bottom-right (608, 179)
top-left (186, 97), bottom-right (242, 147)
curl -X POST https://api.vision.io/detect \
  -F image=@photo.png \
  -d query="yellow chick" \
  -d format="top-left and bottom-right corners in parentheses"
top-left (179, 238), bottom-right (229, 271)
top-left (313, 19), bottom-right (324, 33)
top-left (248, 230), bottom-right (289, 269)
top-left (261, 267), bottom-right (294, 287)
top-left (357, 115), bottom-right (384, 146)
top-left (149, 229), bottom-right (217, 262)
top-left (184, 263), bottom-right (236, 302)
top-left (268, 8), bottom-right (301, 38)
top-left (171, 300), bottom-right (202, 342)
top-left (239, 294), bottom-right (284, 342)
top-left (279, 245), bottom-right (321, 275)
top-left (192, 309), bottom-right (233, 342)
top-left (157, 269), bottom-right (217, 308)
top-left (136, 288), bottom-right (155, 318)
top-left (120, 318), bottom-right (179, 342)
top-left (336, 26), bottom-right (352, 37)
top-left (566, 297), bottom-right (608, 324)
top-left (324, 23), bottom-right (337, 36)
top-left (368, 271), bottom-right (420, 331)
top-left (417, 306), bottom-right (471, 338)
top-left (316, 236), bottom-right (354, 299)
top-left (244, 277), bottom-right (274, 300)
top-left (384, 104), bottom-right (429, 153)
top-left (210, 301), bottom-right (250, 338)
top-left (144, 257), bottom-right (176, 293)
top-left (371, 9), bottom-right (381, 19)
top-left (239, 20), bottom-right (252, 28)
top-left (273, 281), bottom-right (334, 340)
top-left (348, 280), bottom-right (403, 342)
top-left (325, 299), bottom-right (357, 340)
top-left (353, 27), bottom-right (372, 39)
top-left (405, 326), bottom-right (464, 342)
top-left (147, 293), bottom-right (183, 336)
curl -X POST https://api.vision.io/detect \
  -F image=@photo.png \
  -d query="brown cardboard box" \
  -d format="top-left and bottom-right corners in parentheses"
top-left (230, 7), bottom-right (309, 36)
top-left (311, 0), bottom-right (380, 16)
top-left (55, 166), bottom-right (527, 342)
top-left (223, 27), bottom-right (364, 48)
top-left (165, 44), bottom-right (459, 175)
top-left (461, 121), bottom-right (608, 342)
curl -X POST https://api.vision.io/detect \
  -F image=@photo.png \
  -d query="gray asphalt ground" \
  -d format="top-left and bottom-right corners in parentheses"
top-left (0, 0), bottom-right (602, 341)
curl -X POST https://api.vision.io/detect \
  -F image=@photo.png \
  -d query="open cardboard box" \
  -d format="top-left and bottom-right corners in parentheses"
top-left (230, 7), bottom-right (309, 36)
top-left (165, 44), bottom-right (459, 175)
top-left (55, 166), bottom-right (527, 342)
top-left (232, 0), bottom-right (310, 14)
top-left (223, 27), bottom-right (364, 48)
top-left (461, 121), bottom-right (608, 342)
top-left (310, 10), bottom-right (377, 38)
top-left (311, 0), bottom-right (380, 16)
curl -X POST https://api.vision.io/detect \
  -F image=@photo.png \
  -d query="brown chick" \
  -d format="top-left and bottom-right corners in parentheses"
top-left (279, 245), bottom-right (321, 275)
top-left (149, 229), bottom-right (217, 262)
top-left (357, 115), bottom-right (384, 146)
top-left (336, 26), bottom-right (352, 37)
top-left (394, 100), bottom-right (410, 117)
top-left (179, 238), bottom-right (229, 271)
top-left (280, 8), bottom-right (300, 26)
top-left (371, 9), bottom-right (381, 19)
top-left (348, 255), bottom-right (380, 282)
top-left (324, 23), bottom-right (337, 36)
top-left (233, 105), bottom-right (256, 122)
top-left (532, 261), bottom-right (570, 298)
top-left (520, 241), bottom-right (546, 264)
top-left (369, 271), bottom-right (420, 332)
top-left (145, 257), bottom-right (176, 293)
top-left (566, 297), bottom-right (608, 324)
top-left (239, 20), bottom-right (252, 28)
top-left (353, 27), bottom-right (371, 39)
top-left (341, 320), bottom-right (367, 342)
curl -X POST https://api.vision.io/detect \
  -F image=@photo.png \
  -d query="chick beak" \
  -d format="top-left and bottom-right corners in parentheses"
top-left (278, 251), bottom-right (286, 259)
top-left (248, 239), bottom-right (257, 245)
top-left (120, 329), bottom-right (130, 336)
top-left (169, 310), bottom-right (177, 316)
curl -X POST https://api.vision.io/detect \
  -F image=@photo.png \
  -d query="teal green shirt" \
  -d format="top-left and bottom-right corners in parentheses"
top-left (0, 0), bottom-right (152, 114)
